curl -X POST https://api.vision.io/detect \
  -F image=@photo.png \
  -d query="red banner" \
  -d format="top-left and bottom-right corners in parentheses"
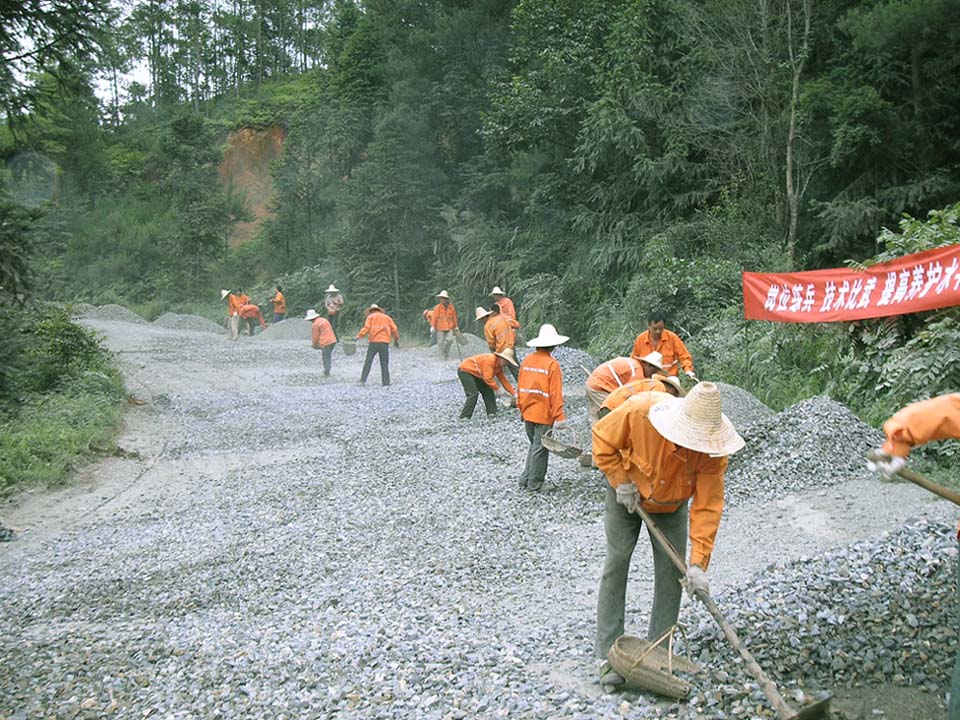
top-left (743, 244), bottom-right (960, 322)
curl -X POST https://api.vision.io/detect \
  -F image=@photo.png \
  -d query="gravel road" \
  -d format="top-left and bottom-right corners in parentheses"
top-left (1, 318), bottom-right (954, 719)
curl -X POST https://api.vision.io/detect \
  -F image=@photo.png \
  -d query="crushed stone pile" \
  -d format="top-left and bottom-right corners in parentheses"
top-left (75, 303), bottom-right (146, 324)
top-left (683, 518), bottom-right (955, 714)
top-left (456, 332), bottom-right (491, 356)
top-left (714, 381), bottom-right (774, 430)
top-left (724, 395), bottom-right (883, 507)
top-left (256, 317), bottom-right (312, 340)
top-left (153, 312), bottom-right (226, 334)
top-left (517, 346), bottom-right (599, 383)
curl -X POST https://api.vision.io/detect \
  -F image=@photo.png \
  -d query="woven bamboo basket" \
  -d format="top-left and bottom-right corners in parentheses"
top-left (608, 635), bottom-right (701, 698)
top-left (342, 341), bottom-right (357, 356)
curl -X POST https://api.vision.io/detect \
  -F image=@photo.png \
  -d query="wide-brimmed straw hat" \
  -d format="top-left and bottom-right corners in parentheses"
top-left (653, 373), bottom-right (686, 397)
top-left (475, 306), bottom-right (493, 321)
top-left (304, 309), bottom-right (321, 321)
top-left (220, 289), bottom-right (230, 300)
top-left (495, 348), bottom-right (519, 367)
top-left (637, 351), bottom-right (665, 373)
top-left (648, 382), bottom-right (744, 457)
top-left (436, 290), bottom-right (450, 299)
top-left (367, 303), bottom-right (383, 313)
top-left (325, 284), bottom-right (340, 293)
top-left (490, 286), bottom-right (506, 296)
top-left (526, 323), bottom-right (569, 348)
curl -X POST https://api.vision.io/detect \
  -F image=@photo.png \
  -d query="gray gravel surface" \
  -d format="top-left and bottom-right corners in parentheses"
top-left (153, 312), bottom-right (226, 334)
top-left (0, 320), bottom-right (954, 719)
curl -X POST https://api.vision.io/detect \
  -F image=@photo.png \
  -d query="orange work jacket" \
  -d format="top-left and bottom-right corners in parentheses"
top-left (517, 349), bottom-right (565, 425)
top-left (432, 302), bottom-right (458, 332)
top-left (586, 357), bottom-right (644, 393)
top-left (459, 354), bottom-right (516, 396)
top-left (227, 294), bottom-right (243, 316)
top-left (423, 309), bottom-right (435, 325)
top-left (272, 291), bottom-right (286, 314)
top-left (239, 304), bottom-right (266, 328)
top-left (357, 311), bottom-right (399, 344)
top-left (495, 296), bottom-right (517, 322)
top-left (592, 392), bottom-right (727, 569)
top-left (484, 315), bottom-right (515, 353)
top-left (237, 293), bottom-right (250, 306)
top-left (312, 317), bottom-right (336, 348)
top-left (601, 378), bottom-right (667, 412)
top-left (631, 329), bottom-right (694, 376)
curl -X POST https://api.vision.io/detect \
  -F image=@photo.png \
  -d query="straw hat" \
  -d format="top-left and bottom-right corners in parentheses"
top-left (653, 374), bottom-right (686, 397)
top-left (436, 290), bottom-right (450, 299)
top-left (490, 286), bottom-right (506, 296)
top-left (304, 309), bottom-right (321, 321)
top-left (475, 306), bottom-right (493, 321)
top-left (648, 382), bottom-right (744, 456)
top-left (637, 351), bottom-right (665, 373)
top-left (220, 289), bottom-right (230, 300)
top-left (367, 303), bottom-right (383, 313)
top-left (495, 348), bottom-right (519, 367)
top-left (526, 323), bottom-right (569, 348)
top-left (325, 284), bottom-right (340, 293)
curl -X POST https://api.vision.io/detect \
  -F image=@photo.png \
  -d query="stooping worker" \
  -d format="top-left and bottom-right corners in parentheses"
top-left (631, 312), bottom-right (696, 381)
top-left (423, 308), bottom-right (437, 347)
top-left (356, 303), bottom-right (399, 386)
top-left (517, 324), bottom-right (568, 492)
top-left (585, 357), bottom-right (645, 425)
top-left (480, 304), bottom-right (519, 381)
top-left (270, 285), bottom-right (286, 323)
top-left (221, 289), bottom-right (242, 341)
top-left (592, 382), bottom-right (744, 689)
top-left (637, 351), bottom-right (666, 379)
top-left (431, 290), bottom-right (459, 360)
top-left (237, 288), bottom-right (250, 306)
top-left (324, 284), bottom-right (344, 332)
top-left (238, 302), bottom-right (266, 336)
top-left (867, 393), bottom-right (960, 720)
top-left (457, 349), bottom-right (518, 419)
top-left (600, 375), bottom-right (684, 418)
top-left (305, 308), bottom-right (337, 377)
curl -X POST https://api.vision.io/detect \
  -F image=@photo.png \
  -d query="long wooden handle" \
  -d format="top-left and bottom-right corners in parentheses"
top-left (636, 507), bottom-right (797, 720)
top-left (866, 451), bottom-right (960, 507)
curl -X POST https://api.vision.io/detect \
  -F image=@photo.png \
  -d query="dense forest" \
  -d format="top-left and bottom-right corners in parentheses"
top-left (3, 0), bottom-right (960, 427)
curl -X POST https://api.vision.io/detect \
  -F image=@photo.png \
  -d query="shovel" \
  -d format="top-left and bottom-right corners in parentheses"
top-left (866, 450), bottom-right (960, 506)
top-left (636, 506), bottom-right (831, 720)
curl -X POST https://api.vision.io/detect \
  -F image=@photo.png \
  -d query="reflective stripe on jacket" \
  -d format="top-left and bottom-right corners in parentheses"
top-left (432, 303), bottom-right (458, 331)
top-left (586, 357), bottom-right (643, 393)
top-left (459, 353), bottom-right (515, 396)
top-left (592, 392), bottom-right (727, 569)
top-left (484, 315), bottom-right (515, 353)
top-left (601, 378), bottom-right (667, 412)
top-left (517, 349), bottom-right (565, 425)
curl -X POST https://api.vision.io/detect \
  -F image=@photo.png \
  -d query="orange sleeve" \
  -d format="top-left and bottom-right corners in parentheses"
top-left (688, 455), bottom-right (727, 569)
top-left (882, 394), bottom-right (960, 456)
top-left (484, 321), bottom-right (496, 350)
top-left (452, 306), bottom-right (459, 328)
top-left (549, 363), bottom-right (565, 423)
top-left (312, 321), bottom-right (321, 348)
top-left (672, 334), bottom-right (694, 373)
top-left (357, 316), bottom-right (371, 339)
top-left (592, 408), bottom-right (633, 488)
top-left (495, 369), bottom-right (516, 397)
top-left (631, 334), bottom-right (644, 358)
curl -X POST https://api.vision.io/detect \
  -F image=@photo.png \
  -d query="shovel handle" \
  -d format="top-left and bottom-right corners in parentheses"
top-left (866, 451), bottom-right (960, 507)
top-left (636, 506), bottom-right (798, 720)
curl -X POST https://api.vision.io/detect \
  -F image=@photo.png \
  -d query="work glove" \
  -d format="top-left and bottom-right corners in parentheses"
top-left (683, 565), bottom-right (709, 598)
top-left (615, 482), bottom-right (642, 514)
top-left (685, 370), bottom-right (698, 382)
top-left (866, 450), bottom-right (907, 482)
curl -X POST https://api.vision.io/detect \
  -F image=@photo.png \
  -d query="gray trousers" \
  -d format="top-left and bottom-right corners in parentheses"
top-left (595, 485), bottom-right (688, 658)
top-left (519, 421), bottom-right (550, 490)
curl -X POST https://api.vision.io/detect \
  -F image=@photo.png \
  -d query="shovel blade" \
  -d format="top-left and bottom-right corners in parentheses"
top-left (787, 696), bottom-right (831, 720)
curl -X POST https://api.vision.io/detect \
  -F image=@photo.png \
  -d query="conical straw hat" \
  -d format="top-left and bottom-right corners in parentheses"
top-left (526, 323), bottom-right (569, 347)
top-left (653, 374), bottom-right (686, 397)
top-left (495, 347), bottom-right (518, 366)
top-left (475, 306), bottom-right (493, 321)
top-left (638, 351), bottom-right (665, 373)
top-left (648, 382), bottom-right (744, 456)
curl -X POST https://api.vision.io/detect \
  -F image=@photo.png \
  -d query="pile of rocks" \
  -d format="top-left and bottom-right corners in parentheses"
top-left (725, 396), bottom-right (883, 507)
top-left (74, 304), bottom-right (146, 324)
top-left (683, 518), bottom-right (955, 714)
top-left (256, 318), bottom-right (312, 341)
top-left (714, 381), bottom-right (774, 430)
top-left (153, 312), bottom-right (225, 334)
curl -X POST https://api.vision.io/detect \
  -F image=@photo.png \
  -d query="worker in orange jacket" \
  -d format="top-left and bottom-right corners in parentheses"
top-left (867, 393), bottom-right (960, 719)
top-left (457, 349), bottom-right (518, 418)
top-left (600, 375), bottom-right (684, 417)
top-left (490, 286), bottom-right (517, 323)
top-left (423, 308), bottom-right (437, 347)
top-left (221, 289), bottom-right (242, 341)
top-left (517, 324), bottom-right (568, 491)
top-left (356, 304), bottom-right (399, 386)
top-left (631, 312), bottom-right (696, 380)
top-left (238, 303), bottom-right (266, 335)
top-left (270, 286), bottom-right (286, 323)
top-left (431, 290), bottom-right (459, 360)
top-left (592, 382), bottom-right (744, 689)
top-left (305, 308), bottom-right (337, 376)
top-left (479, 304), bottom-right (519, 381)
